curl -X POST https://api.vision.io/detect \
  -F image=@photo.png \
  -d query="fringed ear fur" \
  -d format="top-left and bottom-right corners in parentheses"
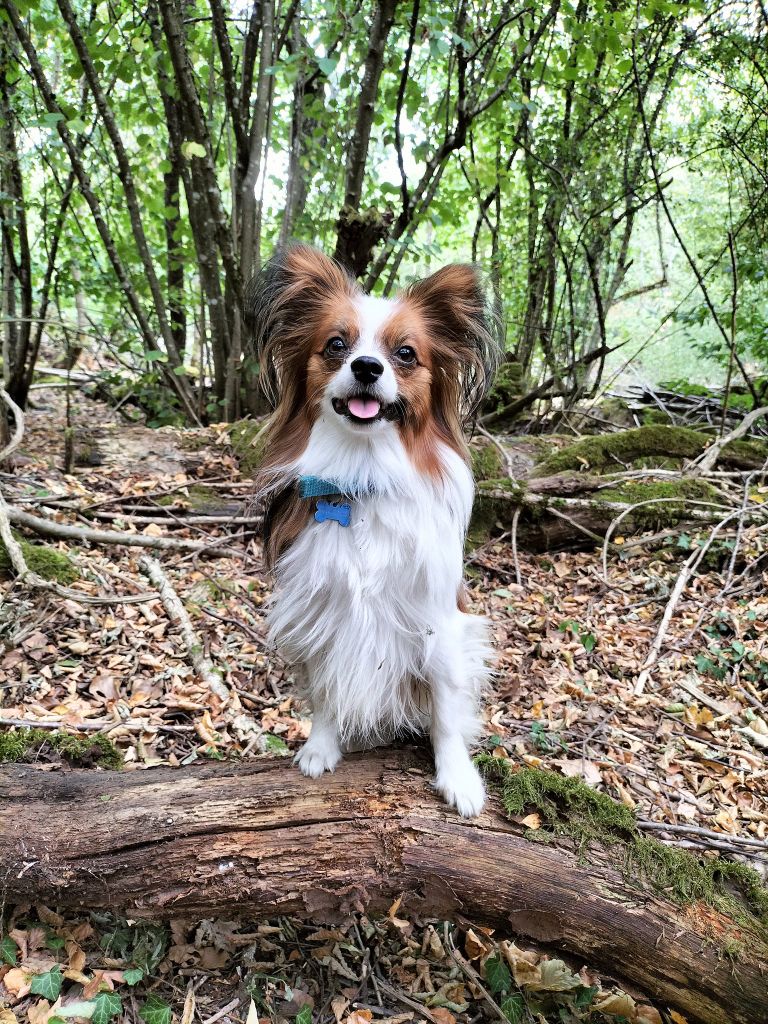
top-left (244, 243), bottom-right (357, 409)
top-left (404, 264), bottom-right (502, 421)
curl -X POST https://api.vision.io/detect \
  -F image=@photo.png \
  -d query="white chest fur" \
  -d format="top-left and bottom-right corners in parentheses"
top-left (266, 417), bottom-right (477, 741)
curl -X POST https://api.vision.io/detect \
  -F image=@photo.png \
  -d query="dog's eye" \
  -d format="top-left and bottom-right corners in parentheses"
top-left (395, 345), bottom-right (416, 364)
top-left (324, 336), bottom-right (347, 356)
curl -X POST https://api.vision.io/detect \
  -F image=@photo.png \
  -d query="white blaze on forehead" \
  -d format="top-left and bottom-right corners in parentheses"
top-left (352, 294), bottom-right (400, 356)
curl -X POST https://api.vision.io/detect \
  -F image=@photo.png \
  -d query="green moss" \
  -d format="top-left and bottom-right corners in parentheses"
top-left (532, 424), bottom-right (768, 476)
top-left (229, 418), bottom-right (267, 476)
top-left (484, 360), bottom-right (525, 415)
top-left (468, 478), bottom-right (528, 547)
top-left (478, 757), bottom-right (768, 942)
top-left (470, 441), bottom-right (504, 481)
top-left (532, 425), bottom-right (708, 476)
top-left (0, 534), bottom-right (78, 583)
top-left (0, 728), bottom-right (122, 768)
top-left (642, 408), bottom-right (674, 426)
top-left (596, 478), bottom-right (720, 528)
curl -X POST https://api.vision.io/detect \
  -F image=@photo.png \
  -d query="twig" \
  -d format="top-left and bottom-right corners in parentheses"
top-left (0, 716), bottom-right (195, 733)
top-left (7, 505), bottom-right (244, 558)
top-left (442, 926), bottom-right (506, 1023)
top-left (475, 424), bottom-right (516, 480)
top-left (634, 510), bottom-right (742, 695)
top-left (138, 555), bottom-right (232, 704)
top-left (0, 388), bottom-right (25, 463)
top-left (510, 507), bottom-right (522, 587)
top-left (200, 998), bottom-right (241, 1024)
top-left (689, 405), bottom-right (768, 477)
top-left (637, 819), bottom-right (768, 851)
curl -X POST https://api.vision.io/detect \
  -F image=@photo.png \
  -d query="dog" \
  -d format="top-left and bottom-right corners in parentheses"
top-left (247, 243), bottom-right (499, 817)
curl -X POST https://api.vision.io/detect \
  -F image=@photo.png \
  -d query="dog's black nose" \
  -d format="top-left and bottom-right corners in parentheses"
top-left (351, 356), bottom-right (384, 385)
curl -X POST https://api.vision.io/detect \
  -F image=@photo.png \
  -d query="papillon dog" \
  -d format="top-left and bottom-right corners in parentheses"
top-left (247, 243), bottom-right (499, 817)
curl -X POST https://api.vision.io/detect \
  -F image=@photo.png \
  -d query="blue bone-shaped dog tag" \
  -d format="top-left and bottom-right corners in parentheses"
top-left (314, 499), bottom-right (351, 528)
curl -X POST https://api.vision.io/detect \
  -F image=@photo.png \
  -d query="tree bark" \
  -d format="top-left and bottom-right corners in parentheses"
top-left (0, 749), bottom-right (764, 1024)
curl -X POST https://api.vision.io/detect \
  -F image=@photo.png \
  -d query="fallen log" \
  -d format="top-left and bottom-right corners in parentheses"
top-left (1, 749), bottom-right (766, 1024)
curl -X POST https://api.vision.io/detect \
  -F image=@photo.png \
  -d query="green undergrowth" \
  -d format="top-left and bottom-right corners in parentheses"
top-left (0, 728), bottom-right (123, 769)
top-left (0, 534), bottom-right (78, 583)
top-left (478, 756), bottom-right (768, 940)
top-left (532, 424), bottom-right (768, 476)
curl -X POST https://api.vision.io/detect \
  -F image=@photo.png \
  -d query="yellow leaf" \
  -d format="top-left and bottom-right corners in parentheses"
top-left (464, 928), bottom-right (487, 960)
top-left (520, 812), bottom-right (542, 829)
top-left (594, 991), bottom-right (636, 1015)
top-left (669, 1012), bottom-right (689, 1024)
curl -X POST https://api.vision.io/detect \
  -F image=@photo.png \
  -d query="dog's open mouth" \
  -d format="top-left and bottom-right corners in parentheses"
top-left (332, 394), bottom-right (399, 424)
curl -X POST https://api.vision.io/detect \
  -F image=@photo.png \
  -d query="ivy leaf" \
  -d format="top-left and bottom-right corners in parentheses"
top-left (0, 935), bottom-right (18, 965)
top-left (295, 1006), bottom-right (312, 1024)
top-left (123, 968), bottom-right (144, 986)
top-left (93, 991), bottom-right (122, 1024)
top-left (484, 955), bottom-right (512, 995)
top-left (500, 995), bottom-right (524, 1023)
top-left (30, 965), bottom-right (63, 1001)
top-left (140, 995), bottom-right (172, 1024)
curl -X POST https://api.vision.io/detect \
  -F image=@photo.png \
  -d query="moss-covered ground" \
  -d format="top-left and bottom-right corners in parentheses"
top-left (0, 728), bottom-right (123, 768)
top-left (0, 534), bottom-right (78, 583)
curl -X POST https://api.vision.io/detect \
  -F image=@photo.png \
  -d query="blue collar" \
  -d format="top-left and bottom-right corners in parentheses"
top-left (299, 475), bottom-right (353, 528)
top-left (298, 475), bottom-right (346, 498)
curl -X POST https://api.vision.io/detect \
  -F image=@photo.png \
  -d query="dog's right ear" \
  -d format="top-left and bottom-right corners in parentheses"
top-left (244, 244), bottom-right (355, 408)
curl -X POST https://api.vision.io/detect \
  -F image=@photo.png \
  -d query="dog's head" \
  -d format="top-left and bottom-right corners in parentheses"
top-left (246, 243), bottom-right (500, 472)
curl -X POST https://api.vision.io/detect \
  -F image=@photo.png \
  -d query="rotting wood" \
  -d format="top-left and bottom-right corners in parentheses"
top-left (1, 748), bottom-right (765, 1024)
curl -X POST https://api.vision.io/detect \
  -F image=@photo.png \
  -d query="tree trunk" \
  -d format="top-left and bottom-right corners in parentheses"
top-left (1, 749), bottom-right (765, 1024)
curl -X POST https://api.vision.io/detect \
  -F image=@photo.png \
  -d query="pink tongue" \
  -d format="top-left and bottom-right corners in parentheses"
top-left (347, 397), bottom-right (381, 419)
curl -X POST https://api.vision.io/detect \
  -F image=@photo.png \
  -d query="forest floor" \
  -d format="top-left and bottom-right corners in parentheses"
top-left (1, 390), bottom-right (767, 1024)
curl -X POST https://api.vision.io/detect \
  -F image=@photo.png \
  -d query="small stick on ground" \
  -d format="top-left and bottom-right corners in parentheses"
top-left (138, 555), bottom-right (232, 704)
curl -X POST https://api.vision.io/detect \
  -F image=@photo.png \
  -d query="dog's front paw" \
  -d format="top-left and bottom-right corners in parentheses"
top-left (433, 761), bottom-right (486, 818)
top-left (294, 739), bottom-right (342, 779)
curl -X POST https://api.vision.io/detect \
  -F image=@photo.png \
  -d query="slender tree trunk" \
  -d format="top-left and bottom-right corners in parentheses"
top-left (240, 0), bottom-right (274, 282)
top-left (333, 0), bottom-right (398, 273)
top-left (0, 22), bottom-right (32, 407)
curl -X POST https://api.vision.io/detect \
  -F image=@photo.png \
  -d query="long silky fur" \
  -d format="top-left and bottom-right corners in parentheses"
top-left (245, 245), bottom-right (501, 797)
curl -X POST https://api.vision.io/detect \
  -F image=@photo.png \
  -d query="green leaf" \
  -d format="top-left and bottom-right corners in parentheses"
top-left (30, 965), bottom-right (63, 1001)
top-left (145, 350), bottom-right (167, 363)
top-left (264, 733), bottom-right (289, 754)
top-left (580, 632), bottom-right (596, 653)
top-left (316, 56), bottom-right (338, 76)
top-left (485, 954), bottom-right (512, 995)
top-left (93, 991), bottom-right (122, 1024)
top-left (140, 995), bottom-right (172, 1024)
top-left (500, 994), bottom-right (524, 1023)
top-left (123, 968), bottom-right (144, 986)
top-left (731, 640), bottom-right (746, 658)
top-left (295, 1006), bottom-right (312, 1024)
top-left (182, 141), bottom-right (206, 159)
top-left (0, 935), bottom-right (18, 965)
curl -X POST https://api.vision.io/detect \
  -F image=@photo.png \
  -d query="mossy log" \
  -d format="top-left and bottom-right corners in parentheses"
top-left (468, 425), bottom-right (768, 549)
top-left (1, 749), bottom-right (766, 1024)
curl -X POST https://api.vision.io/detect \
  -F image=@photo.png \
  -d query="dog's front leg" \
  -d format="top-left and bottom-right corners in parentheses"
top-left (428, 657), bottom-right (485, 818)
top-left (294, 702), bottom-right (343, 778)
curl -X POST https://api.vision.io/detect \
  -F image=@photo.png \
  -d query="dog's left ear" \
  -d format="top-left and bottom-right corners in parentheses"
top-left (405, 264), bottom-right (502, 420)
